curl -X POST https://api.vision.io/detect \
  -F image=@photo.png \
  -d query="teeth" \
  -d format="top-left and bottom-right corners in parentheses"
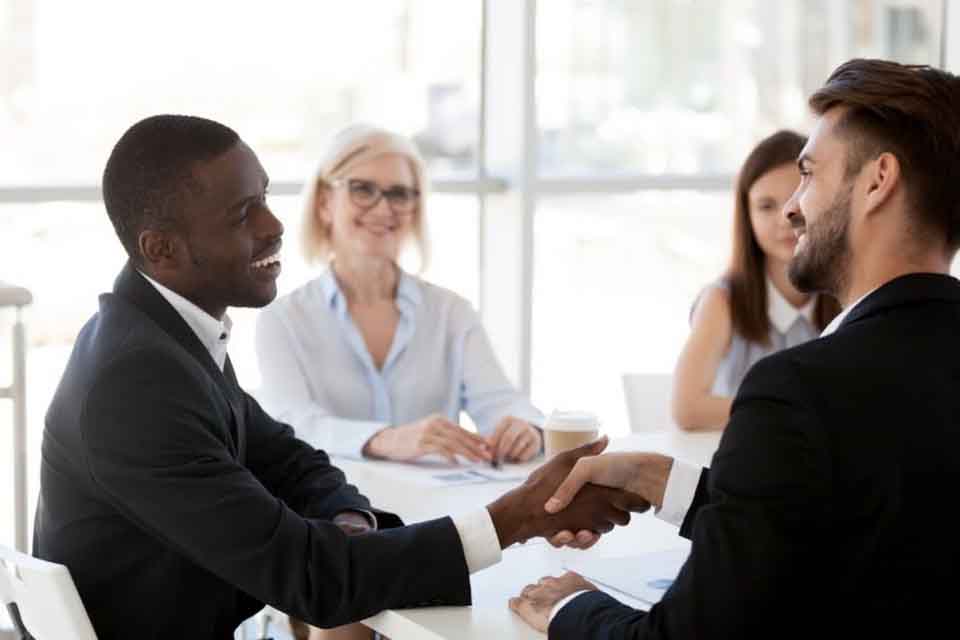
top-left (252, 251), bottom-right (281, 268)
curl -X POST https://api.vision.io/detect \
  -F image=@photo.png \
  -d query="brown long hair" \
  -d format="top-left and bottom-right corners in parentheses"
top-left (727, 130), bottom-right (840, 343)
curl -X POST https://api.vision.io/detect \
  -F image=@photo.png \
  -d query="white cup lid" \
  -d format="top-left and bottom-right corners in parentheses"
top-left (544, 410), bottom-right (600, 432)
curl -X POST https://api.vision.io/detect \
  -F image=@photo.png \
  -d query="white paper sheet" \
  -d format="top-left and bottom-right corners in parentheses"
top-left (343, 453), bottom-right (530, 487)
top-left (563, 548), bottom-right (689, 606)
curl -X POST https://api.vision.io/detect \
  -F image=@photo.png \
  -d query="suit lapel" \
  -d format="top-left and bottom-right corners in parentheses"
top-left (222, 356), bottom-right (247, 461)
top-left (112, 262), bottom-right (245, 456)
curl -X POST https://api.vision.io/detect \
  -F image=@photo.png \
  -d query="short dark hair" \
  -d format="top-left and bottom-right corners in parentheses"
top-left (102, 115), bottom-right (240, 262)
top-left (809, 59), bottom-right (960, 247)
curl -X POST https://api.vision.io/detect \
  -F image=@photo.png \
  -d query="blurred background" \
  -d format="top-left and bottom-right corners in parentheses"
top-left (0, 0), bottom-right (953, 555)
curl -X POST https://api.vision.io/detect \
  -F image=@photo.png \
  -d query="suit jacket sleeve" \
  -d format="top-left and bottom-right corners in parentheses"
top-left (678, 466), bottom-right (710, 540)
top-left (550, 356), bottom-right (831, 639)
top-left (241, 391), bottom-right (403, 529)
top-left (81, 348), bottom-right (469, 627)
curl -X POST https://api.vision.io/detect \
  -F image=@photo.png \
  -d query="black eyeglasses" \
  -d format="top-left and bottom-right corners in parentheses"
top-left (332, 178), bottom-right (420, 214)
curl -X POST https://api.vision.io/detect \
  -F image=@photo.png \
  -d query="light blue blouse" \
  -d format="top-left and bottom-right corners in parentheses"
top-left (706, 278), bottom-right (821, 397)
top-left (255, 269), bottom-right (543, 458)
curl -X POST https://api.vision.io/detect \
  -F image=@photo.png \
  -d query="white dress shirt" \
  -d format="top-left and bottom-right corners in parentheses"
top-left (139, 271), bottom-right (232, 370)
top-left (255, 268), bottom-right (543, 458)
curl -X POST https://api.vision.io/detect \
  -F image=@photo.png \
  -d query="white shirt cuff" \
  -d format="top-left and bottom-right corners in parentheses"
top-left (451, 509), bottom-right (502, 574)
top-left (656, 458), bottom-right (701, 527)
top-left (549, 590), bottom-right (591, 623)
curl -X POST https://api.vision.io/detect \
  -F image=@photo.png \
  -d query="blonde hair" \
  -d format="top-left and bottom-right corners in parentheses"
top-left (300, 124), bottom-right (431, 270)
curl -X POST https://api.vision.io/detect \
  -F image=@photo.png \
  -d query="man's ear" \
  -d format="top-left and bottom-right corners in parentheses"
top-left (861, 151), bottom-right (901, 217)
top-left (138, 229), bottom-right (181, 272)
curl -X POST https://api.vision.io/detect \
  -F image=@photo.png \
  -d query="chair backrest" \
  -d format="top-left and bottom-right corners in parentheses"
top-left (622, 373), bottom-right (675, 433)
top-left (0, 546), bottom-right (97, 640)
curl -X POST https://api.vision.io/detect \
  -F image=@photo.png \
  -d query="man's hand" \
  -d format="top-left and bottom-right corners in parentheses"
top-left (332, 511), bottom-right (375, 536)
top-left (540, 451), bottom-right (674, 549)
top-left (488, 416), bottom-right (542, 463)
top-left (509, 571), bottom-right (597, 633)
top-left (486, 437), bottom-right (650, 548)
top-left (545, 451), bottom-right (674, 513)
top-left (363, 414), bottom-right (492, 464)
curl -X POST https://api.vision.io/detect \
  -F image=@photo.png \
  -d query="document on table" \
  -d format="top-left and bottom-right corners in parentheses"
top-left (563, 548), bottom-right (689, 607)
top-left (356, 454), bottom-right (530, 487)
top-left (428, 466), bottom-right (527, 486)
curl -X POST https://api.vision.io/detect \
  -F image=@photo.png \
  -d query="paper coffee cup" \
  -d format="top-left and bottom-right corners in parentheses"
top-left (543, 410), bottom-right (600, 459)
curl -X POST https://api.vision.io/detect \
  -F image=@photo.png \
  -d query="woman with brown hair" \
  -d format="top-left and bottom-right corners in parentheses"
top-left (671, 130), bottom-right (840, 431)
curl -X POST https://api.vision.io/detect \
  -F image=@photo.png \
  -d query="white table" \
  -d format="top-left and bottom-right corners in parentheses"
top-left (335, 430), bottom-right (721, 639)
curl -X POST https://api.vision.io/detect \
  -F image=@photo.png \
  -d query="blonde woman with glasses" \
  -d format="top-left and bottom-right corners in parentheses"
top-left (257, 125), bottom-right (543, 468)
top-left (257, 126), bottom-right (544, 639)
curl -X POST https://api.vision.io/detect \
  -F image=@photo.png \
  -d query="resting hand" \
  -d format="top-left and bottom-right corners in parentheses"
top-left (363, 414), bottom-right (492, 464)
top-left (488, 416), bottom-right (542, 463)
top-left (332, 511), bottom-right (375, 536)
top-left (509, 571), bottom-right (597, 633)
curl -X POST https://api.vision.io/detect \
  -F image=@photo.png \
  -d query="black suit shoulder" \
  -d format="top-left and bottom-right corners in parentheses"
top-left (553, 279), bottom-right (960, 639)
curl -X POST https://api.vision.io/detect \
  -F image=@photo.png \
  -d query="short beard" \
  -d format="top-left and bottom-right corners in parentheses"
top-left (788, 185), bottom-right (852, 297)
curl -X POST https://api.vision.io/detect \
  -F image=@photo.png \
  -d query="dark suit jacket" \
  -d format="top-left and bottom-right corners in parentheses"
top-left (33, 264), bottom-right (471, 639)
top-left (552, 273), bottom-right (960, 638)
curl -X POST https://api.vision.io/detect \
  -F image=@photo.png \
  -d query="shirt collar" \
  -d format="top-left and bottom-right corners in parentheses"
top-left (138, 271), bottom-right (232, 365)
top-left (319, 266), bottom-right (423, 309)
top-left (767, 278), bottom-right (816, 334)
top-left (820, 288), bottom-right (877, 337)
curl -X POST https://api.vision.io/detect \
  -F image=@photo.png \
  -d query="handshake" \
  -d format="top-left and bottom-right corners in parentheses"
top-left (485, 437), bottom-right (673, 550)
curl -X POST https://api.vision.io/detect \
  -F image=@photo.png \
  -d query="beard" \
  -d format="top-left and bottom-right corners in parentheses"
top-left (787, 184), bottom-right (852, 296)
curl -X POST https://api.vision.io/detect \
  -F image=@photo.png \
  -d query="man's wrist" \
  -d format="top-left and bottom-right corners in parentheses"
top-left (626, 454), bottom-right (674, 509)
top-left (487, 488), bottom-right (531, 549)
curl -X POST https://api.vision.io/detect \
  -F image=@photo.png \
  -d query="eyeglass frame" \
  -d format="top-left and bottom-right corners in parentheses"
top-left (329, 177), bottom-right (421, 214)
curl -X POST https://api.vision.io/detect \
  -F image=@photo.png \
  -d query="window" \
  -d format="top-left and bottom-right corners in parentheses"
top-left (532, 0), bottom-right (944, 434)
top-left (531, 191), bottom-right (730, 435)
top-left (0, 0), bottom-right (483, 554)
top-left (537, 0), bottom-right (944, 175)
top-left (0, 0), bottom-right (481, 186)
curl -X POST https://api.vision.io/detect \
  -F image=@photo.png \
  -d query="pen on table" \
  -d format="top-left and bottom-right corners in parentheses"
top-left (490, 445), bottom-right (501, 469)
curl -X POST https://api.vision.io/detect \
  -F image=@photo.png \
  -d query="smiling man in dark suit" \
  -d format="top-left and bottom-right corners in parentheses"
top-left (512, 58), bottom-right (960, 638)
top-left (32, 115), bottom-right (647, 640)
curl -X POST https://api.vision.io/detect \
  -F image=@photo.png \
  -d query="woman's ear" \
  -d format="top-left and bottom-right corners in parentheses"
top-left (314, 182), bottom-right (333, 227)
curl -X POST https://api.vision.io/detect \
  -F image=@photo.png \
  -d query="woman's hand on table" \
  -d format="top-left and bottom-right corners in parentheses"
top-left (487, 416), bottom-right (543, 463)
top-left (363, 414), bottom-right (492, 464)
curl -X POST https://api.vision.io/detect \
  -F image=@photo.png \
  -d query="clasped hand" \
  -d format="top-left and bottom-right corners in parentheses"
top-left (486, 437), bottom-right (651, 549)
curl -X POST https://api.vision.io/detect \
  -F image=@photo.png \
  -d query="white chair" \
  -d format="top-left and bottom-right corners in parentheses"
top-left (621, 373), bottom-right (675, 433)
top-left (0, 282), bottom-right (32, 553)
top-left (0, 545), bottom-right (97, 639)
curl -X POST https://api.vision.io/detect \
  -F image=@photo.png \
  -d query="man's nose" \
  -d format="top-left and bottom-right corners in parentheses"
top-left (782, 189), bottom-right (801, 225)
top-left (260, 204), bottom-right (284, 238)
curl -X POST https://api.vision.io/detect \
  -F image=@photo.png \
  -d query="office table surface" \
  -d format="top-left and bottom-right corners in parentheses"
top-left (334, 430), bottom-right (721, 639)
